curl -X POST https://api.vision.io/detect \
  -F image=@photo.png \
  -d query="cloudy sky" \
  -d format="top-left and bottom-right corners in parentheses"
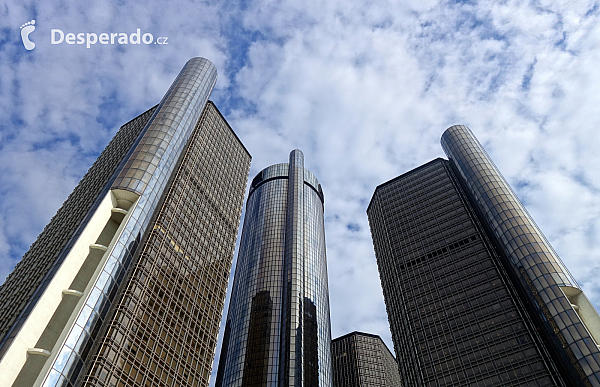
top-left (1, 0), bottom-right (600, 381)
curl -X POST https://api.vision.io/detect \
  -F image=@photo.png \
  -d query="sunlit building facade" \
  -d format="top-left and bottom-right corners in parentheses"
top-left (368, 125), bottom-right (600, 387)
top-left (215, 150), bottom-right (333, 387)
top-left (331, 331), bottom-right (401, 387)
top-left (0, 58), bottom-right (251, 387)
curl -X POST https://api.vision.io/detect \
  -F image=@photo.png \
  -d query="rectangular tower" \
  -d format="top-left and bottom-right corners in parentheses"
top-left (0, 58), bottom-right (251, 387)
top-left (331, 331), bottom-right (401, 387)
top-left (367, 125), bottom-right (600, 387)
top-left (0, 107), bottom-right (156, 348)
top-left (80, 101), bottom-right (250, 387)
top-left (368, 158), bottom-right (564, 386)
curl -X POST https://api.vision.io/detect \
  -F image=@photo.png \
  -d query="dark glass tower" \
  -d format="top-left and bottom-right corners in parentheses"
top-left (0, 58), bottom-right (251, 387)
top-left (368, 125), bottom-right (600, 387)
top-left (331, 331), bottom-right (401, 387)
top-left (215, 150), bottom-right (333, 387)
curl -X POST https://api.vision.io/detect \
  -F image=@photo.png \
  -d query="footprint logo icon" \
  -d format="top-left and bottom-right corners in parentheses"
top-left (20, 20), bottom-right (36, 51)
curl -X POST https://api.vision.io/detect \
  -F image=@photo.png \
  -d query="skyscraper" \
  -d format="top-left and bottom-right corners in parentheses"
top-left (0, 57), bottom-right (251, 387)
top-left (368, 125), bottom-right (600, 387)
top-left (215, 150), bottom-right (332, 387)
top-left (331, 331), bottom-right (401, 387)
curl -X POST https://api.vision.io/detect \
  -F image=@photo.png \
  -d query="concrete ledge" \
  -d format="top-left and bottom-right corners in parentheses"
top-left (110, 207), bottom-right (128, 224)
top-left (26, 348), bottom-right (51, 358)
top-left (61, 289), bottom-right (84, 298)
top-left (89, 244), bottom-right (108, 252)
top-left (111, 208), bottom-right (128, 215)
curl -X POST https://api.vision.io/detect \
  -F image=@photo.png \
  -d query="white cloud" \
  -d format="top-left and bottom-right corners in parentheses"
top-left (1, 0), bottom-right (600, 381)
top-left (219, 0), bottom-right (600, 356)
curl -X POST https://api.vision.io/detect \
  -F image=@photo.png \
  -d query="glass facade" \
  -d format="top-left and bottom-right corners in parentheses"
top-left (0, 58), bottom-right (251, 387)
top-left (112, 59), bottom-right (217, 196)
top-left (41, 57), bottom-right (219, 387)
top-left (0, 105), bottom-right (156, 359)
top-left (441, 125), bottom-right (600, 386)
top-left (80, 101), bottom-right (251, 387)
top-left (215, 150), bottom-right (332, 387)
top-left (368, 158), bottom-right (566, 386)
top-left (331, 331), bottom-right (401, 387)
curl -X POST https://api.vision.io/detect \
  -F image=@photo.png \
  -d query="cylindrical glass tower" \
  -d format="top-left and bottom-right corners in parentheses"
top-left (41, 57), bottom-right (219, 387)
top-left (442, 125), bottom-right (600, 386)
top-left (216, 149), bottom-right (332, 387)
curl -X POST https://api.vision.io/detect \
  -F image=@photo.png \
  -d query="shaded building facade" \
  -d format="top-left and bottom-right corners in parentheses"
top-left (215, 150), bottom-right (333, 387)
top-left (331, 331), bottom-right (401, 387)
top-left (367, 125), bottom-right (600, 387)
top-left (0, 58), bottom-right (251, 387)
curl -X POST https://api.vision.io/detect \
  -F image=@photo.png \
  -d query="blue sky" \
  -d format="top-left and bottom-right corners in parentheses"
top-left (1, 0), bottom-right (600, 382)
